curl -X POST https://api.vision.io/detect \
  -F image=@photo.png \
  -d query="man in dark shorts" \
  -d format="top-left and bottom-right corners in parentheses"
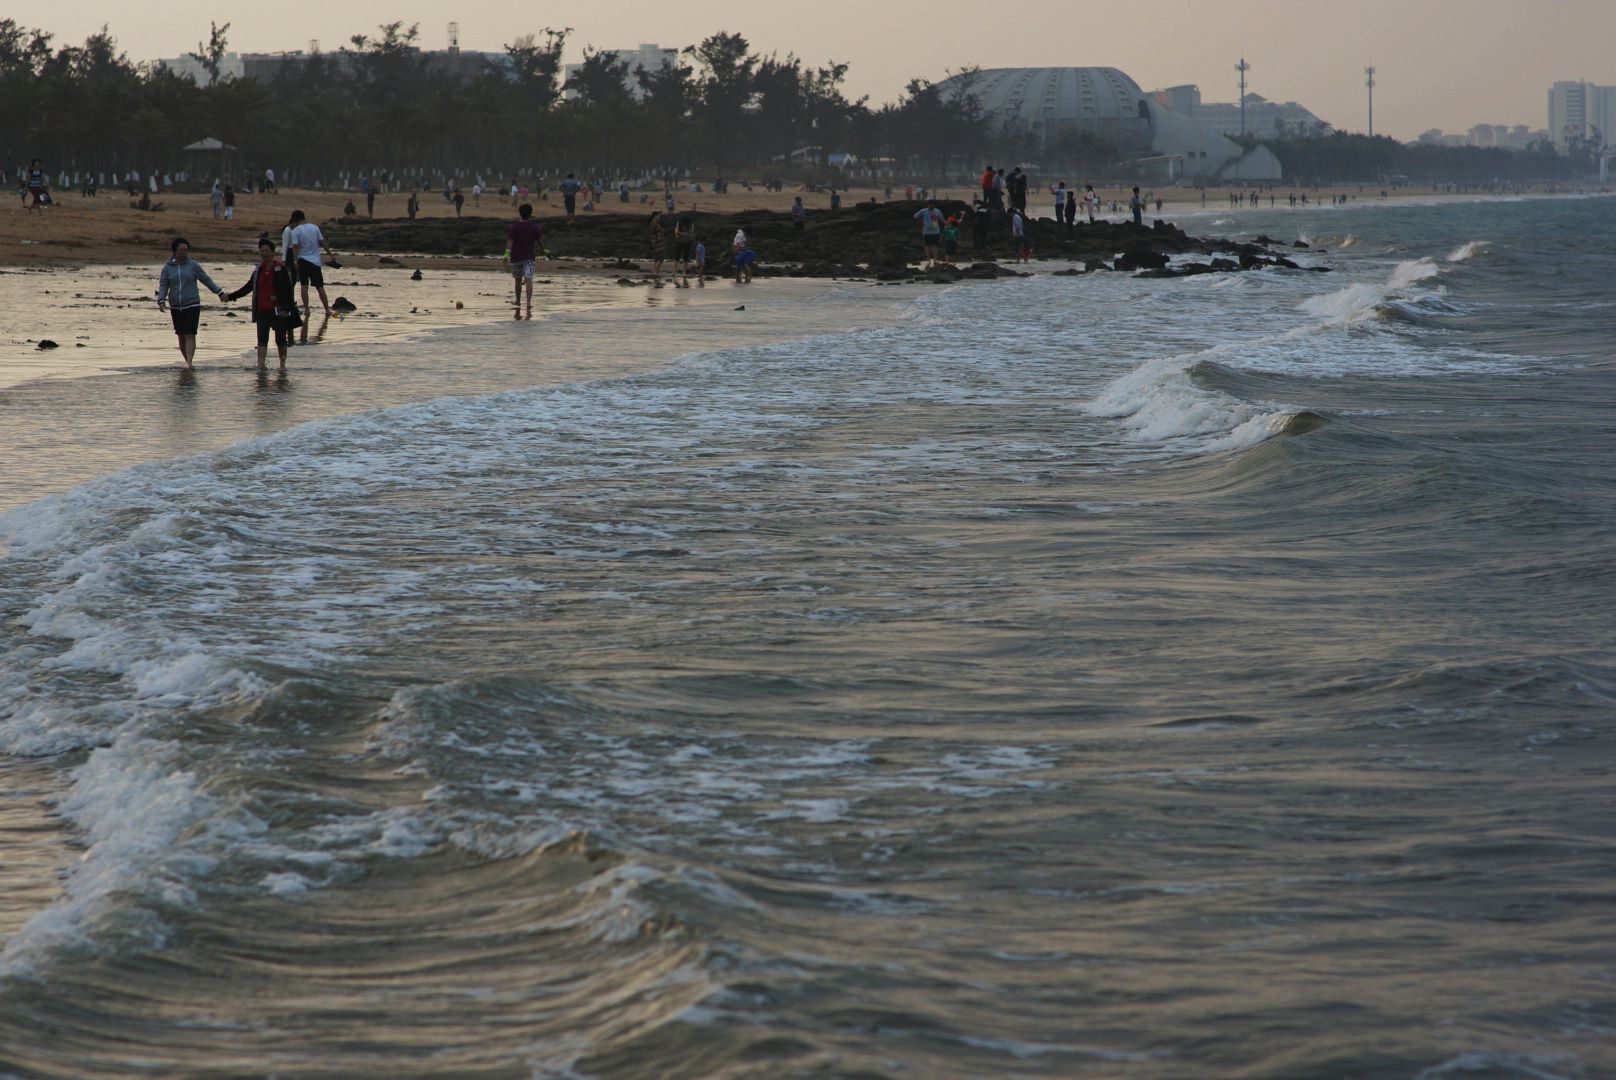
top-left (647, 211), bottom-right (666, 284)
top-left (673, 214), bottom-right (695, 287)
top-left (503, 203), bottom-right (548, 319)
top-left (286, 210), bottom-right (334, 316)
top-left (560, 173), bottom-right (582, 220)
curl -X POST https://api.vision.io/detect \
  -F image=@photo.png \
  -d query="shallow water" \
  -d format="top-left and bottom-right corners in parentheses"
top-left (1, 197), bottom-right (1613, 1078)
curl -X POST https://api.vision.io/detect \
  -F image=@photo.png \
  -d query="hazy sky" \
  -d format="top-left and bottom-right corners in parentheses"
top-left (34, 0), bottom-right (1610, 140)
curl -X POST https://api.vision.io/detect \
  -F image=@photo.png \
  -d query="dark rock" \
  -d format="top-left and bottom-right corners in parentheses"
top-left (323, 203), bottom-right (1315, 285)
top-left (1085, 260), bottom-right (1112, 272)
top-left (734, 305), bottom-right (745, 311)
top-left (331, 297), bottom-right (357, 312)
top-left (36, 339), bottom-right (58, 350)
top-left (1115, 246), bottom-right (1171, 272)
top-left (1273, 256), bottom-right (1301, 270)
top-left (1209, 258), bottom-right (1239, 272)
top-left (410, 269), bottom-right (423, 280)
top-left (377, 256), bottom-right (403, 266)
top-left (1293, 240), bottom-right (1310, 249)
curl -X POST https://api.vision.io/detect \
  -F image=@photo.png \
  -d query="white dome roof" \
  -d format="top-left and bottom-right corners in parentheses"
top-left (941, 67), bottom-right (1157, 152)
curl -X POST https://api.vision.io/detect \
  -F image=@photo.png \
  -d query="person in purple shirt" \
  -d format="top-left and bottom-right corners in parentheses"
top-left (503, 203), bottom-right (549, 319)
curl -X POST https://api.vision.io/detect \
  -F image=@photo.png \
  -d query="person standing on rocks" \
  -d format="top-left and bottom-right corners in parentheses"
top-left (972, 198), bottom-right (991, 257)
top-left (1010, 208), bottom-right (1030, 264)
top-left (1130, 186), bottom-right (1144, 226)
top-left (647, 210), bottom-right (667, 284)
top-left (155, 237), bottom-right (226, 372)
top-left (673, 213), bottom-right (695, 287)
top-left (503, 202), bottom-right (547, 320)
top-left (791, 196), bottom-right (806, 231)
top-left (941, 214), bottom-right (961, 266)
top-left (1051, 181), bottom-right (1067, 225)
top-left (914, 200), bottom-right (944, 268)
top-left (1085, 183), bottom-right (1099, 223)
top-left (286, 209), bottom-right (335, 317)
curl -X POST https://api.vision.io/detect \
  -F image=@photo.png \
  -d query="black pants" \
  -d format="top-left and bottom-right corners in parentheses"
top-left (256, 316), bottom-right (293, 350)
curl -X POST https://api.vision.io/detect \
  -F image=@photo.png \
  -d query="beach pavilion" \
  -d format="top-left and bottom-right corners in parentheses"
top-left (182, 137), bottom-right (242, 184)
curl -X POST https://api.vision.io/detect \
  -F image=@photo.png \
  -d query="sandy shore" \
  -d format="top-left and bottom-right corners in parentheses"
top-left (1, 181), bottom-right (1561, 270)
top-left (0, 263), bottom-right (919, 509)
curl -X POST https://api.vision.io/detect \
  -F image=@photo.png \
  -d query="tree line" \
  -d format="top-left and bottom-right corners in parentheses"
top-left (0, 20), bottom-right (1101, 188)
top-left (2, 18), bottom-right (1600, 191)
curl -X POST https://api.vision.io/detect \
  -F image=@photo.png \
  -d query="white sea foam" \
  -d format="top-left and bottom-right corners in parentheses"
top-left (1080, 246), bottom-right (1504, 450)
top-left (0, 736), bottom-right (219, 979)
top-left (1297, 257), bottom-right (1442, 329)
top-left (1084, 353), bottom-right (1297, 450)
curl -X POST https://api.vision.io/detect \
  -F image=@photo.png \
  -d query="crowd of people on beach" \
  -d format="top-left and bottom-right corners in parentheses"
top-left (22, 147), bottom-right (1586, 376)
top-left (149, 194), bottom-right (747, 372)
top-left (906, 166), bottom-right (1159, 268)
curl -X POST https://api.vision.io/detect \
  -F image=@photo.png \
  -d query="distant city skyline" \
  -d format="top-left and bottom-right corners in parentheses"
top-left (25, 0), bottom-right (1612, 142)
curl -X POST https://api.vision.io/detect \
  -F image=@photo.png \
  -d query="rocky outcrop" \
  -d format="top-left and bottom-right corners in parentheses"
top-left (329, 201), bottom-right (1324, 282)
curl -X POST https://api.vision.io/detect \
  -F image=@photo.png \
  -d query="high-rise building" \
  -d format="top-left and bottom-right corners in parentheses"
top-left (1588, 85), bottom-right (1616, 147)
top-left (1550, 80), bottom-right (1591, 148)
top-left (1549, 80), bottom-right (1616, 149)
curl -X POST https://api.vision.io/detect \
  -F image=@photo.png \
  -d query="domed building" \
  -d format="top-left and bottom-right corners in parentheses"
top-left (938, 67), bottom-right (1281, 181)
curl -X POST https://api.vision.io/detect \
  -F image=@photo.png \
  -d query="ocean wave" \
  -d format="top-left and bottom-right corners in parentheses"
top-left (1083, 353), bottom-right (1309, 451)
top-left (1297, 257), bottom-right (1443, 330)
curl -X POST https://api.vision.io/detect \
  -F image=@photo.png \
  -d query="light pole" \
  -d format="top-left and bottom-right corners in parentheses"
top-left (1237, 58), bottom-right (1251, 138)
top-left (1365, 66), bottom-right (1376, 139)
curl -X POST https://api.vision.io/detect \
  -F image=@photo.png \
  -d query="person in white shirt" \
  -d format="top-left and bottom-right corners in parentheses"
top-left (285, 209), bottom-right (335, 316)
top-left (280, 214), bottom-right (296, 277)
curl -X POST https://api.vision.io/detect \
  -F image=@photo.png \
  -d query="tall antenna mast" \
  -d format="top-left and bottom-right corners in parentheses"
top-left (1236, 57), bottom-right (1251, 138)
top-left (1365, 65), bottom-right (1376, 138)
